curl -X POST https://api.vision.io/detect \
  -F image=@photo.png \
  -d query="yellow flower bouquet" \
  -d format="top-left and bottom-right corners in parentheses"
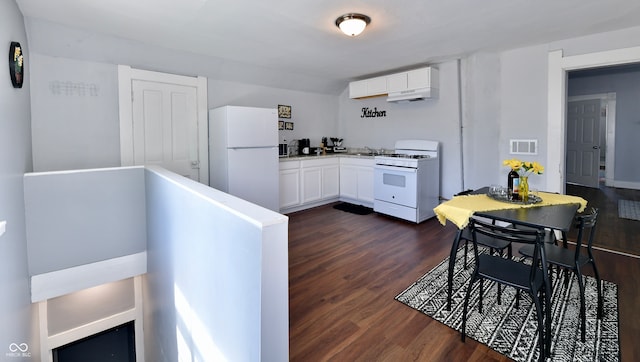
top-left (503, 158), bottom-right (544, 177)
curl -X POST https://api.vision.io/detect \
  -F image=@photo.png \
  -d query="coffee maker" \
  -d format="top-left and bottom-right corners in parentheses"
top-left (298, 138), bottom-right (310, 155)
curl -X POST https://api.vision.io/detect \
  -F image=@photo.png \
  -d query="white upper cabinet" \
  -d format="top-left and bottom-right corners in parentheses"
top-left (408, 68), bottom-right (431, 90)
top-left (349, 66), bottom-right (438, 99)
top-left (349, 76), bottom-right (388, 99)
top-left (387, 72), bottom-right (407, 94)
top-left (367, 76), bottom-right (388, 95)
top-left (387, 67), bottom-right (437, 93)
top-left (348, 80), bottom-right (368, 98)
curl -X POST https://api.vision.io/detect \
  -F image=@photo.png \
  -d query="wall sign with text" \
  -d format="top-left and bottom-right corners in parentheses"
top-left (361, 107), bottom-right (386, 118)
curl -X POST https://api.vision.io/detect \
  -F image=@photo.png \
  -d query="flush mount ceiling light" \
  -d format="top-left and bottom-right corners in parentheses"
top-left (335, 13), bottom-right (371, 37)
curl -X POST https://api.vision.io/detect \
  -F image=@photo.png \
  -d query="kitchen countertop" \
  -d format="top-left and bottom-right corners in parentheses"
top-left (280, 153), bottom-right (376, 161)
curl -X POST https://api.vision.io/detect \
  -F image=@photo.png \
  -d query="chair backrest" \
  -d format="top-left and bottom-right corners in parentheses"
top-left (455, 189), bottom-right (474, 197)
top-left (469, 217), bottom-right (548, 281)
top-left (574, 207), bottom-right (599, 250)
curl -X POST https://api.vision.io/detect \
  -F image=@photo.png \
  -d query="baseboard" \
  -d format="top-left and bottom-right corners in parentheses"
top-left (612, 180), bottom-right (640, 190)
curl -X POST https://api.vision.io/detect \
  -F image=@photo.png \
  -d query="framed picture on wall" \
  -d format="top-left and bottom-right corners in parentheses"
top-left (278, 105), bottom-right (291, 119)
top-left (278, 121), bottom-right (284, 130)
top-left (285, 122), bottom-right (294, 130)
top-left (9, 41), bottom-right (24, 88)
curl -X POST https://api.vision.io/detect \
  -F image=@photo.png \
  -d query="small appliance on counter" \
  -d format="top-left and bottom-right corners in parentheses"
top-left (279, 143), bottom-right (288, 157)
top-left (298, 138), bottom-right (310, 155)
top-left (331, 137), bottom-right (346, 153)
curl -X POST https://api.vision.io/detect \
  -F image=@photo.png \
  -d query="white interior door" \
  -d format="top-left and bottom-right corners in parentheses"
top-left (118, 66), bottom-right (208, 184)
top-left (566, 99), bottom-right (601, 188)
top-left (132, 80), bottom-right (199, 180)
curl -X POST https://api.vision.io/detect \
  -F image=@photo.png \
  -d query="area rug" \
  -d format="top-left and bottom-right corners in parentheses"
top-left (332, 202), bottom-right (373, 215)
top-left (618, 200), bottom-right (640, 221)
top-left (395, 248), bottom-right (619, 361)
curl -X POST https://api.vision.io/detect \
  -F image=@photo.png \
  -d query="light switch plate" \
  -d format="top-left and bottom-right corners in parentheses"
top-left (0, 220), bottom-right (6, 237)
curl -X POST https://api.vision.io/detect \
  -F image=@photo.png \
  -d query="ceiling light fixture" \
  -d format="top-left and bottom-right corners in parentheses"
top-left (335, 13), bottom-right (371, 37)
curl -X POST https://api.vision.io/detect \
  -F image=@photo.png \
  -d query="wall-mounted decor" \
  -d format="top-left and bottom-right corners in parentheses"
top-left (285, 122), bottom-right (294, 130)
top-left (9, 41), bottom-right (24, 88)
top-left (278, 104), bottom-right (291, 119)
top-left (361, 107), bottom-right (386, 118)
top-left (278, 121), bottom-right (284, 130)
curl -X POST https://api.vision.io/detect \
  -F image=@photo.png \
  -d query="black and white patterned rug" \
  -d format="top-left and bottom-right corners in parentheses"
top-left (395, 248), bottom-right (619, 361)
top-left (618, 200), bottom-right (640, 221)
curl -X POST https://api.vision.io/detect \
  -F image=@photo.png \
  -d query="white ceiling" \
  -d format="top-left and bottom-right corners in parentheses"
top-left (16, 0), bottom-right (640, 94)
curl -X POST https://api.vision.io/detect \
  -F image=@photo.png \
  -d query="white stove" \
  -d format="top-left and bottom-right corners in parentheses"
top-left (374, 153), bottom-right (433, 168)
top-left (373, 140), bottom-right (440, 223)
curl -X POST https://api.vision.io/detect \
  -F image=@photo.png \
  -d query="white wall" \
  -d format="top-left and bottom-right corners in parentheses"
top-left (0, 0), bottom-right (38, 359)
top-left (143, 167), bottom-right (289, 362)
top-left (338, 60), bottom-right (463, 199)
top-left (461, 53), bottom-right (501, 191)
top-left (207, 79), bottom-right (339, 147)
top-left (24, 167), bottom-right (146, 275)
top-left (498, 44), bottom-right (551, 192)
top-left (29, 54), bottom-right (121, 171)
top-left (25, 18), bottom-right (341, 173)
top-left (492, 25), bottom-right (640, 192)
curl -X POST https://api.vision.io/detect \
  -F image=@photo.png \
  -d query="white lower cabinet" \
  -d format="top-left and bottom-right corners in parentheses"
top-left (301, 158), bottom-right (340, 204)
top-left (339, 158), bottom-right (374, 206)
top-left (279, 161), bottom-right (301, 209)
top-left (279, 157), bottom-right (340, 212)
top-left (301, 166), bottom-right (322, 203)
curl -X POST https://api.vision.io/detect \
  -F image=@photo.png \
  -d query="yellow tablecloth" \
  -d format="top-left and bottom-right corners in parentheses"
top-left (434, 192), bottom-right (588, 229)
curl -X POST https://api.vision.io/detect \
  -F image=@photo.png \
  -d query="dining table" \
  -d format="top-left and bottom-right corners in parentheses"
top-left (433, 187), bottom-right (588, 311)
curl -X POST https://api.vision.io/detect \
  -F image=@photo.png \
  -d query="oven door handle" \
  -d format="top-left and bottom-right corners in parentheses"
top-left (375, 165), bottom-right (418, 173)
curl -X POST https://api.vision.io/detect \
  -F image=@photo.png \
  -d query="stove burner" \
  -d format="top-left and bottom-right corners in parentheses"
top-left (380, 154), bottom-right (431, 159)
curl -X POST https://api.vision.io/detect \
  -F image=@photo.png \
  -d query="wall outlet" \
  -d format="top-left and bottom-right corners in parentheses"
top-left (0, 220), bottom-right (6, 237)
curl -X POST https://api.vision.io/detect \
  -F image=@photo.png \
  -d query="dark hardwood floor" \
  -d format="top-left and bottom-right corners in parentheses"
top-left (567, 184), bottom-right (640, 256)
top-left (288, 203), bottom-right (640, 361)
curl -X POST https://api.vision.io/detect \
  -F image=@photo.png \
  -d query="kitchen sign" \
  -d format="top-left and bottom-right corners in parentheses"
top-left (361, 107), bottom-right (386, 118)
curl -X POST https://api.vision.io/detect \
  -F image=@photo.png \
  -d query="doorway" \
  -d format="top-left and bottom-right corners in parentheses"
top-left (547, 46), bottom-right (640, 193)
top-left (118, 66), bottom-right (209, 184)
top-left (565, 93), bottom-right (616, 188)
top-left (53, 321), bottom-right (135, 362)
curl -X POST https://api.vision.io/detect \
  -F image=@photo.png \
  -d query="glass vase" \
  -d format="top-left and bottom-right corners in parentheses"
top-left (520, 176), bottom-right (529, 202)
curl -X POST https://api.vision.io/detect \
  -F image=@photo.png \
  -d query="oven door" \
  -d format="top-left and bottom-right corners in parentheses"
top-left (374, 165), bottom-right (418, 207)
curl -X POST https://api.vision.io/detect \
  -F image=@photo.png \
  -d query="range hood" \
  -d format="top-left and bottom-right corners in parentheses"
top-left (387, 87), bottom-right (438, 103)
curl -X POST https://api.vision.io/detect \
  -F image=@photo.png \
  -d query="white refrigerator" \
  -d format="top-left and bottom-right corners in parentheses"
top-left (209, 105), bottom-right (280, 212)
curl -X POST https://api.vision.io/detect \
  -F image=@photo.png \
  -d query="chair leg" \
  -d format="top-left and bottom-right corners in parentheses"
top-left (447, 230), bottom-right (464, 311)
top-left (589, 257), bottom-right (604, 320)
top-left (463, 240), bottom-right (469, 269)
top-left (544, 277), bottom-right (552, 358)
top-left (479, 279), bottom-right (484, 314)
top-left (461, 272), bottom-right (478, 342)
top-left (575, 266), bottom-right (587, 343)
top-left (531, 290), bottom-right (546, 362)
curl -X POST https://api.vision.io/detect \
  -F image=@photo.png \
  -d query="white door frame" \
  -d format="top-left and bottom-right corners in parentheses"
top-left (118, 65), bottom-right (209, 185)
top-left (567, 93), bottom-right (616, 187)
top-left (547, 46), bottom-right (640, 193)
